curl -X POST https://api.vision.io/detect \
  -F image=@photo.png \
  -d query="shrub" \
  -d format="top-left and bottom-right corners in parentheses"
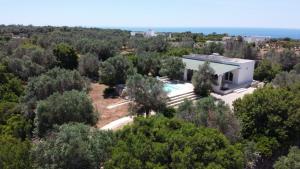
top-left (105, 117), bottom-right (244, 169)
top-left (159, 56), bottom-right (185, 80)
top-left (24, 67), bottom-right (88, 103)
top-left (32, 123), bottom-right (114, 169)
top-left (35, 90), bottom-right (97, 137)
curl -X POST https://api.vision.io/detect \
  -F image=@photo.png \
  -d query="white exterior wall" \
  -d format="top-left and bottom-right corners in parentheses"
top-left (236, 61), bottom-right (255, 85)
top-left (231, 69), bottom-right (240, 84)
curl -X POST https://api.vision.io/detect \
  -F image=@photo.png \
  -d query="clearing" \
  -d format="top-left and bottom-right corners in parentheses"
top-left (89, 83), bottom-right (129, 128)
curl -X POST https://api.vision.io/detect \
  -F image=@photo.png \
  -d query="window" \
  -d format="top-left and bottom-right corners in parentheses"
top-left (224, 72), bottom-right (233, 82)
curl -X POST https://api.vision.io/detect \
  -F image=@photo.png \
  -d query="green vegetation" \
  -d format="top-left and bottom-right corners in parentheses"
top-left (273, 146), bottom-right (300, 169)
top-left (53, 43), bottom-right (78, 70)
top-left (35, 90), bottom-right (97, 137)
top-left (224, 36), bottom-right (258, 59)
top-left (78, 53), bottom-right (100, 79)
top-left (234, 86), bottom-right (300, 165)
top-left (192, 62), bottom-right (216, 96)
top-left (0, 25), bottom-right (300, 169)
top-left (105, 116), bottom-right (244, 169)
top-left (24, 67), bottom-right (88, 104)
top-left (0, 135), bottom-right (32, 169)
top-left (99, 55), bottom-right (133, 86)
top-left (126, 74), bottom-right (168, 116)
top-left (177, 97), bottom-right (240, 141)
top-left (203, 42), bottom-right (225, 55)
top-left (159, 56), bottom-right (185, 80)
top-left (265, 49), bottom-right (299, 71)
top-left (254, 59), bottom-right (282, 82)
top-left (32, 123), bottom-right (114, 169)
top-left (136, 52), bottom-right (161, 76)
top-left (0, 64), bottom-right (23, 102)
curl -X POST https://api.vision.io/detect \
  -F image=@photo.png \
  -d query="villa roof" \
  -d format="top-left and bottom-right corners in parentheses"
top-left (183, 54), bottom-right (254, 65)
top-left (182, 58), bottom-right (239, 75)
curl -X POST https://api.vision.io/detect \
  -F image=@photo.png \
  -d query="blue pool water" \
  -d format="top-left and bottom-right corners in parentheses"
top-left (163, 83), bottom-right (180, 93)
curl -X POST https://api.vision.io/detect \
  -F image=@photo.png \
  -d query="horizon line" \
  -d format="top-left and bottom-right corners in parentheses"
top-left (1, 24), bottom-right (300, 30)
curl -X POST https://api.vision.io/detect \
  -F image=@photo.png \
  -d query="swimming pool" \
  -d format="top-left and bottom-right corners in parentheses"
top-left (163, 82), bottom-right (194, 97)
top-left (163, 83), bottom-right (180, 93)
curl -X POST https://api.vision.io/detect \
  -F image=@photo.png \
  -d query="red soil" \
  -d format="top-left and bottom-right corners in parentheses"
top-left (89, 83), bottom-right (129, 128)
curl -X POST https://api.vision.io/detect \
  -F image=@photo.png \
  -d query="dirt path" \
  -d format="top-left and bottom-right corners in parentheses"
top-left (89, 83), bottom-right (129, 128)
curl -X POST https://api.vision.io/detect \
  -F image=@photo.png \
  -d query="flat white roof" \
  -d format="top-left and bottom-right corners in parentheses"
top-left (182, 58), bottom-right (240, 75)
top-left (183, 54), bottom-right (254, 65)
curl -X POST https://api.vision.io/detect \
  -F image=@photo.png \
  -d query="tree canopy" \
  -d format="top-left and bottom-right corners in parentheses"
top-left (53, 43), bottom-right (78, 70)
top-left (273, 146), bottom-right (300, 169)
top-left (192, 61), bottom-right (216, 96)
top-left (0, 135), bottom-right (32, 169)
top-left (126, 74), bottom-right (168, 116)
top-left (159, 56), bottom-right (185, 80)
top-left (136, 52), bottom-right (161, 76)
top-left (105, 116), bottom-right (244, 169)
top-left (233, 86), bottom-right (300, 159)
top-left (254, 59), bottom-right (282, 82)
top-left (24, 67), bottom-right (88, 104)
top-left (177, 97), bottom-right (240, 142)
top-left (35, 90), bottom-right (97, 137)
top-left (99, 55), bottom-right (133, 86)
top-left (78, 53), bottom-right (100, 80)
top-left (32, 123), bottom-right (115, 169)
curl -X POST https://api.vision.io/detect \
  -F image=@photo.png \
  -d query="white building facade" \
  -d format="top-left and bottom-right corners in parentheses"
top-left (182, 54), bottom-right (255, 94)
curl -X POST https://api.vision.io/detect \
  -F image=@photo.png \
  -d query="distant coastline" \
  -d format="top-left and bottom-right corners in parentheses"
top-left (115, 27), bottom-right (300, 39)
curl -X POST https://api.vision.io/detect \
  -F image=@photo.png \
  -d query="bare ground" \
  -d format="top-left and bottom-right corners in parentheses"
top-left (89, 83), bottom-right (129, 128)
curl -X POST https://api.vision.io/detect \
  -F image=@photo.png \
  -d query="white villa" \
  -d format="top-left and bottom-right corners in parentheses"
top-left (182, 54), bottom-right (255, 95)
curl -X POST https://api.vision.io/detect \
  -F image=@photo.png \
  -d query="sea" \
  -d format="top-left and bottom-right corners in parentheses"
top-left (116, 27), bottom-right (300, 39)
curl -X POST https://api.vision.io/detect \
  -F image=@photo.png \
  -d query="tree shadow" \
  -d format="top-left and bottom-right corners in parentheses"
top-left (103, 87), bottom-right (119, 99)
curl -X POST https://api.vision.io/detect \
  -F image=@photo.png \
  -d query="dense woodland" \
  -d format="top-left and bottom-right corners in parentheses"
top-left (0, 25), bottom-right (299, 169)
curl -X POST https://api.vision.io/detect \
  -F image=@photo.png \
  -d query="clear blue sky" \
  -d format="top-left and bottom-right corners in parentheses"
top-left (1, 0), bottom-right (300, 28)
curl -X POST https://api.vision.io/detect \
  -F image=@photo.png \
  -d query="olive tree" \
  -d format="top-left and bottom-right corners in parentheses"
top-left (126, 74), bottom-right (168, 116)
top-left (159, 56), bottom-right (185, 80)
top-left (192, 61), bottom-right (217, 96)
top-left (24, 67), bottom-right (88, 104)
top-left (78, 53), bottom-right (100, 80)
top-left (35, 90), bottom-right (97, 137)
top-left (53, 43), bottom-right (78, 70)
top-left (99, 55), bottom-right (133, 86)
top-left (32, 123), bottom-right (115, 169)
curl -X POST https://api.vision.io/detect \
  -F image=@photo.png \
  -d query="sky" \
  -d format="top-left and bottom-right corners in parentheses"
top-left (1, 0), bottom-right (300, 29)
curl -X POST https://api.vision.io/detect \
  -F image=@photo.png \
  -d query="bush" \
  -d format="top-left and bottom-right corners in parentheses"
top-left (35, 90), bottom-right (97, 137)
top-left (159, 56), bottom-right (185, 80)
top-left (99, 55), bottom-right (133, 86)
top-left (274, 146), bottom-right (300, 169)
top-left (177, 97), bottom-right (240, 142)
top-left (32, 123), bottom-right (114, 169)
top-left (78, 53), bottom-right (100, 80)
top-left (24, 67), bottom-right (88, 103)
top-left (103, 87), bottom-right (118, 98)
top-left (0, 64), bottom-right (24, 102)
top-left (53, 43), bottom-right (78, 69)
top-left (192, 61), bottom-right (216, 96)
top-left (254, 59), bottom-right (282, 82)
top-left (136, 52), bottom-right (161, 76)
top-left (0, 135), bottom-right (32, 169)
top-left (233, 86), bottom-right (300, 158)
top-left (105, 117), bottom-right (244, 169)
top-left (126, 74), bottom-right (168, 116)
